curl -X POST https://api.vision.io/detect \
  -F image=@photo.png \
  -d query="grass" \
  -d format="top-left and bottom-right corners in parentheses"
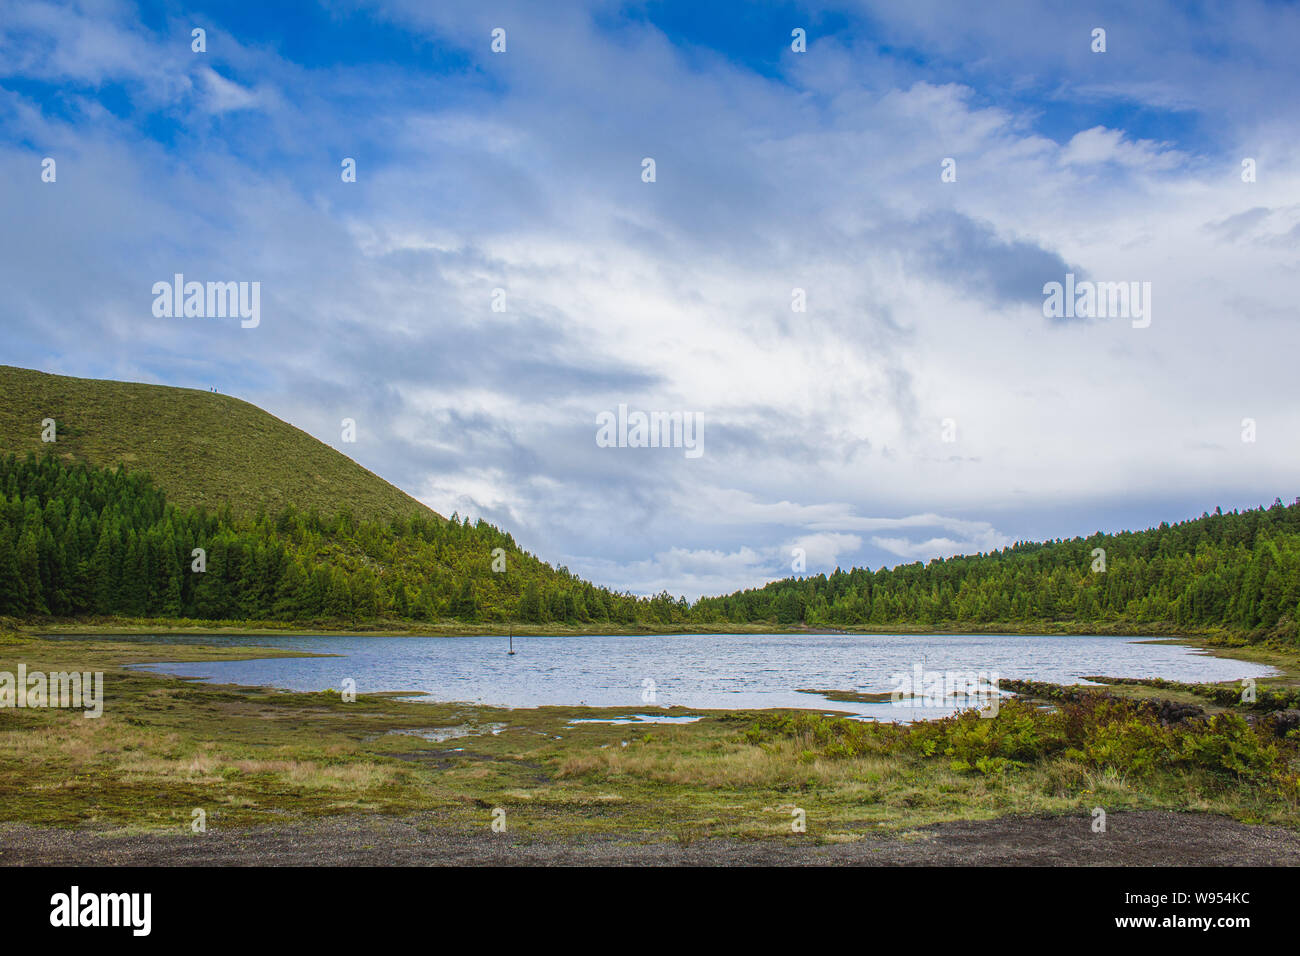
top-left (24, 615), bottom-right (1283, 641)
top-left (26, 616), bottom-right (837, 638)
top-left (0, 365), bottom-right (436, 525)
top-left (4, 625), bottom-right (1300, 841)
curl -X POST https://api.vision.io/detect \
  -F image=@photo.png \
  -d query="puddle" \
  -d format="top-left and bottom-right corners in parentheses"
top-left (568, 714), bottom-right (703, 725)
top-left (381, 722), bottom-right (507, 742)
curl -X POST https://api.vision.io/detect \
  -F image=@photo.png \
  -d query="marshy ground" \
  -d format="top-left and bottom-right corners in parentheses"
top-left (3, 629), bottom-right (1300, 865)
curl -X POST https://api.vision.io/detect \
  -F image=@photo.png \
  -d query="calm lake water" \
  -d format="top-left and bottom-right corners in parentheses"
top-left (122, 632), bottom-right (1273, 719)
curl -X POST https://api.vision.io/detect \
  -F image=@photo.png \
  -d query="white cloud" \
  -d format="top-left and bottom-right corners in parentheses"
top-left (199, 67), bottom-right (262, 114)
top-left (2, 1), bottom-right (1299, 602)
top-left (1059, 126), bottom-right (1183, 169)
top-left (574, 546), bottom-right (773, 600)
top-left (785, 532), bottom-right (863, 573)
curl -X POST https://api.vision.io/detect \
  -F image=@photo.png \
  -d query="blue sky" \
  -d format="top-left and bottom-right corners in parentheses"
top-left (2, 0), bottom-right (1299, 598)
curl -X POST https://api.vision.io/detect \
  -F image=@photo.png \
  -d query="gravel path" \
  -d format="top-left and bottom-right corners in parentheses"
top-left (3, 810), bottom-right (1298, 866)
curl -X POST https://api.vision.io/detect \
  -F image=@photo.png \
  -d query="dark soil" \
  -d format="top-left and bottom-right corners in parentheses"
top-left (3, 810), bottom-right (1297, 866)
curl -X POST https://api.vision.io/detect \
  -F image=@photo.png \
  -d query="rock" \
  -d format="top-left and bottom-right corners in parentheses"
top-left (1267, 709), bottom-right (1300, 737)
top-left (1151, 700), bottom-right (1206, 724)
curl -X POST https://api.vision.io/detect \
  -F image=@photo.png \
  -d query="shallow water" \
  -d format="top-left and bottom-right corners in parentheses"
top-left (568, 714), bottom-right (704, 725)
top-left (377, 722), bottom-right (507, 742)
top-left (120, 631), bottom-right (1273, 719)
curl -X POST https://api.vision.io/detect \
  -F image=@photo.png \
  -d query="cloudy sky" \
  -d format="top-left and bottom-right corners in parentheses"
top-left (2, 1), bottom-right (1298, 599)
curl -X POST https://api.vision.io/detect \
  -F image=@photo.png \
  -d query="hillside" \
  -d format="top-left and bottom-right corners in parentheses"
top-left (0, 366), bottom-right (436, 526)
top-left (0, 365), bottom-right (682, 625)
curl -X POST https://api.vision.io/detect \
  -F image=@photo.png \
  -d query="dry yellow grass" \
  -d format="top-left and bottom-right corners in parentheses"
top-left (557, 735), bottom-right (901, 789)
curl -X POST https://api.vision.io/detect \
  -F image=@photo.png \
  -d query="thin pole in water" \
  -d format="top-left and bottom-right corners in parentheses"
top-left (508, 628), bottom-right (515, 656)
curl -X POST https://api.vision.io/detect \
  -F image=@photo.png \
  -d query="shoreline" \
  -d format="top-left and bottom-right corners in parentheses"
top-left (15, 620), bottom-right (1296, 706)
top-left (26, 623), bottom-right (1298, 704)
top-left (41, 627), bottom-right (1300, 721)
top-left (21, 617), bottom-right (1262, 642)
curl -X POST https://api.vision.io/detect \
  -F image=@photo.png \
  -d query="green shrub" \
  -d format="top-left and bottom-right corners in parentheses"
top-left (748, 691), bottom-right (1299, 789)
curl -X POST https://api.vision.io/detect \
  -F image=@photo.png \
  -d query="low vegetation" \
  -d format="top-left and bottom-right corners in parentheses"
top-left (4, 628), bottom-right (1300, 838)
top-left (1078, 675), bottom-right (1300, 712)
top-left (746, 697), bottom-right (1300, 792)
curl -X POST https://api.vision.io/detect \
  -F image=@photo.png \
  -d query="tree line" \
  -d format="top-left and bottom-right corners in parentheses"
top-left (2, 451), bottom-right (1297, 639)
top-left (696, 498), bottom-right (1300, 640)
top-left (0, 453), bottom-right (685, 625)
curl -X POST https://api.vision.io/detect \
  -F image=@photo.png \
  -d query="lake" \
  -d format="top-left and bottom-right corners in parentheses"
top-left (122, 632), bottom-right (1273, 720)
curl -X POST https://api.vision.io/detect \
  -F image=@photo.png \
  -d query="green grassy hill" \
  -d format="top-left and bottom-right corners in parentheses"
top-left (0, 366), bottom-right (436, 526)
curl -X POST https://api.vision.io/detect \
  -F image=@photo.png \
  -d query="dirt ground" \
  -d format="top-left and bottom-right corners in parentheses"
top-left (3, 810), bottom-right (1297, 866)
